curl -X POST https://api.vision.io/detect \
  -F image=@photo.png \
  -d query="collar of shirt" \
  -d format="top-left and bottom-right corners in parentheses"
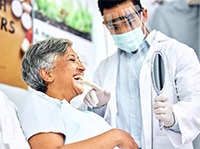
top-left (145, 30), bottom-right (157, 47)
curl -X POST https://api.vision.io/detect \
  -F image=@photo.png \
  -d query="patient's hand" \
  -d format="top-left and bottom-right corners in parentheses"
top-left (111, 129), bottom-right (138, 149)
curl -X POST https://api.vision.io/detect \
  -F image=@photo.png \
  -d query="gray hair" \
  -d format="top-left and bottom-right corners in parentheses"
top-left (21, 38), bottom-right (73, 92)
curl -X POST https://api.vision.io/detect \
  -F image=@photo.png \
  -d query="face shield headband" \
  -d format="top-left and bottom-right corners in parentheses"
top-left (103, 5), bottom-right (143, 34)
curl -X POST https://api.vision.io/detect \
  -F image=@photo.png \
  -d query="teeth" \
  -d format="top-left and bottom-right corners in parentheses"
top-left (74, 75), bottom-right (83, 81)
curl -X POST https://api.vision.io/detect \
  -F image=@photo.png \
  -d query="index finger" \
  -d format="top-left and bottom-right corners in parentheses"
top-left (154, 94), bottom-right (168, 102)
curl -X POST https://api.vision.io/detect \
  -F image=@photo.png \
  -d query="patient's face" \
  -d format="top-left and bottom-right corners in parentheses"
top-left (50, 47), bottom-right (86, 101)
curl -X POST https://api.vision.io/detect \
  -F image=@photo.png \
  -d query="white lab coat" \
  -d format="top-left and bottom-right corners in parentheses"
top-left (93, 30), bottom-right (200, 149)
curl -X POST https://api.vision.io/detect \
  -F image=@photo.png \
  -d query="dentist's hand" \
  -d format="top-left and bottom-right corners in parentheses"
top-left (153, 94), bottom-right (175, 127)
top-left (83, 81), bottom-right (110, 108)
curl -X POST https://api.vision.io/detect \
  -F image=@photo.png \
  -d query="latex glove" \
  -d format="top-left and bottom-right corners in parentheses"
top-left (83, 81), bottom-right (111, 108)
top-left (153, 94), bottom-right (175, 127)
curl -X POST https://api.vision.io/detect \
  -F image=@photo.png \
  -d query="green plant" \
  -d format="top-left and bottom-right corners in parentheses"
top-left (34, 0), bottom-right (92, 35)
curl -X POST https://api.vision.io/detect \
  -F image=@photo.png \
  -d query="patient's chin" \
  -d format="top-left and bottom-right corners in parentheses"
top-left (74, 83), bottom-right (84, 95)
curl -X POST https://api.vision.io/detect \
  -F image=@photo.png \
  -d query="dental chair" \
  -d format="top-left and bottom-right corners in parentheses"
top-left (0, 83), bottom-right (30, 149)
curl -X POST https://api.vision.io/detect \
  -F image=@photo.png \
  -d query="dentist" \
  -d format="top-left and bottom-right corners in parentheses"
top-left (84, 0), bottom-right (200, 148)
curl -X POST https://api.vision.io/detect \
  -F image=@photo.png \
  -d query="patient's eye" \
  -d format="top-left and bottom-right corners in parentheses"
top-left (69, 58), bottom-right (75, 62)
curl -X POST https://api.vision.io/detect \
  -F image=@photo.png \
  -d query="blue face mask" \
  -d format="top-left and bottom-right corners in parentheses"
top-left (111, 26), bottom-right (145, 53)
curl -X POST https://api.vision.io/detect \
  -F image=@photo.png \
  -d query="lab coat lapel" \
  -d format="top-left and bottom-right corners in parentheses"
top-left (140, 31), bottom-right (161, 148)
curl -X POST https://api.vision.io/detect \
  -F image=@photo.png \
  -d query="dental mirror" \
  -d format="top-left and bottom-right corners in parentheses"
top-left (151, 51), bottom-right (166, 129)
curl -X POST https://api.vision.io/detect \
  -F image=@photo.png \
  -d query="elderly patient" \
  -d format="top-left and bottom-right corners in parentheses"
top-left (17, 38), bottom-right (138, 149)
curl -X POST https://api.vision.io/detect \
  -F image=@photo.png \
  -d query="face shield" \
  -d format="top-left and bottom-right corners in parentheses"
top-left (103, 5), bottom-right (143, 35)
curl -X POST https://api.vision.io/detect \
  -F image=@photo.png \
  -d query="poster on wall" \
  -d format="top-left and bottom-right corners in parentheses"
top-left (33, 0), bottom-right (95, 82)
top-left (0, 0), bottom-right (33, 89)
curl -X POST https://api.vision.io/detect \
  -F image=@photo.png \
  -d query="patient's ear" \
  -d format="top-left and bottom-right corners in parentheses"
top-left (39, 68), bottom-right (54, 83)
